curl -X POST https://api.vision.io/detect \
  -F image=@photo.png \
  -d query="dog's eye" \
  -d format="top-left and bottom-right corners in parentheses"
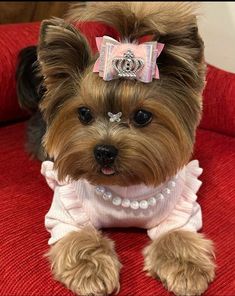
top-left (77, 107), bottom-right (93, 124)
top-left (133, 110), bottom-right (152, 126)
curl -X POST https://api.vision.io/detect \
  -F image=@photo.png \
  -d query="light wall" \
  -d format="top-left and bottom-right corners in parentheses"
top-left (198, 2), bottom-right (235, 73)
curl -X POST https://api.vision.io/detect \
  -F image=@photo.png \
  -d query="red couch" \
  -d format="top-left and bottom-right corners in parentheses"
top-left (0, 22), bottom-right (235, 296)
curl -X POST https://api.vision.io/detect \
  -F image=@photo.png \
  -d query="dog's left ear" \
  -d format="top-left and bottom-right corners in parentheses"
top-left (38, 18), bottom-right (91, 122)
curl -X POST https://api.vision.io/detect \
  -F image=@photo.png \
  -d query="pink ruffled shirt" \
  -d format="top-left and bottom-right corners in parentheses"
top-left (41, 160), bottom-right (203, 245)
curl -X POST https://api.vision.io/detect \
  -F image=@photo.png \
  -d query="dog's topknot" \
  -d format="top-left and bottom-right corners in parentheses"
top-left (66, 2), bottom-right (205, 92)
top-left (66, 2), bottom-right (199, 41)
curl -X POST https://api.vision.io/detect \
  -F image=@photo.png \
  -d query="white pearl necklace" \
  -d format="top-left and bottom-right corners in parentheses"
top-left (95, 174), bottom-right (178, 210)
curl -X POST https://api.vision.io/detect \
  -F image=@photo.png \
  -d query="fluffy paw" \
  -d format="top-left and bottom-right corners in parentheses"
top-left (143, 230), bottom-right (216, 296)
top-left (46, 227), bottom-right (121, 295)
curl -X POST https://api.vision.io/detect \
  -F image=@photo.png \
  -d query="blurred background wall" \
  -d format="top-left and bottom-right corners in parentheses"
top-left (197, 2), bottom-right (235, 73)
top-left (0, 2), bottom-right (72, 24)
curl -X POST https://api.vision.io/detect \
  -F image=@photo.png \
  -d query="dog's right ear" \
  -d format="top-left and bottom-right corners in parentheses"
top-left (38, 18), bottom-right (92, 122)
top-left (38, 18), bottom-right (91, 81)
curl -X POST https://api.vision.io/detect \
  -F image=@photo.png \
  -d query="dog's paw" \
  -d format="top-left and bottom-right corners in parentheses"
top-left (46, 227), bottom-right (121, 295)
top-left (143, 230), bottom-right (215, 296)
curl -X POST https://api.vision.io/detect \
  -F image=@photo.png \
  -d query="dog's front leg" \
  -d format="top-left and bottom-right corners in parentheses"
top-left (46, 226), bottom-right (121, 296)
top-left (143, 230), bottom-right (215, 296)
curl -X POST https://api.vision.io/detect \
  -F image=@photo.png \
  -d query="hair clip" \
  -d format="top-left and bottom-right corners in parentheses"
top-left (93, 36), bottom-right (164, 83)
top-left (108, 112), bottom-right (122, 123)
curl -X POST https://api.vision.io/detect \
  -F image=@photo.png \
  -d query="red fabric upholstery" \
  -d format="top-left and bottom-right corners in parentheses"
top-left (0, 22), bottom-right (40, 122)
top-left (1, 21), bottom-right (235, 296)
top-left (200, 65), bottom-right (235, 136)
top-left (1, 122), bottom-right (235, 295)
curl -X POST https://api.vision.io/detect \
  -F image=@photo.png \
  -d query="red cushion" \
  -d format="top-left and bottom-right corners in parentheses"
top-left (0, 122), bottom-right (235, 295)
top-left (0, 22), bottom-right (41, 122)
top-left (200, 64), bottom-right (235, 137)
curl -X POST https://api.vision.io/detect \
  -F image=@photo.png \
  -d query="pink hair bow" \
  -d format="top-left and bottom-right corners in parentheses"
top-left (93, 36), bottom-right (164, 83)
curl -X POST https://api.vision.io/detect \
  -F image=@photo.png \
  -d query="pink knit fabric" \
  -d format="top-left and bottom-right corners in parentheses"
top-left (41, 160), bottom-right (203, 245)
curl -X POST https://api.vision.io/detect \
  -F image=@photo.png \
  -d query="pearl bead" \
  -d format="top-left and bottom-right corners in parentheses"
top-left (148, 197), bottom-right (156, 206)
top-left (168, 181), bottom-right (176, 188)
top-left (112, 197), bottom-right (122, 206)
top-left (95, 178), bottom-right (179, 210)
top-left (156, 193), bottom-right (164, 200)
top-left (130, 200), bottom-right (139, 210)
top-left (139, 200), bottom-right (148, 209)
top-left (122, 198), bottom-right (130, 208)
top-left (103, 191), bottom-right (112, 200)
top-left (96, 186), bottom-right (105, 195)
top-left (162, 188), bottom-right (171, 195)
top-left (175, 174), bottom-right (179, 180)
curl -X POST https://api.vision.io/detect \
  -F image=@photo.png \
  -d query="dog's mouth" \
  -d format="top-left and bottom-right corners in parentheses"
top-left (100, 166), bottom-right (116, 176)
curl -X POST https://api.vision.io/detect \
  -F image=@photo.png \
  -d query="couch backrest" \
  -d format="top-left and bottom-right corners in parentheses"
top-left (200, 65), bottom-right (235, 137)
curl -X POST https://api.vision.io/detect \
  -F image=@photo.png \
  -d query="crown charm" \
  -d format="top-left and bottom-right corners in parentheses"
top-left (112, 50), bottom-right (144, 79)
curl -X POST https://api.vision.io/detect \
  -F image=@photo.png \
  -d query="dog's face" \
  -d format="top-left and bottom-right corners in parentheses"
top-left (38, 16), bottom-right (205, 187)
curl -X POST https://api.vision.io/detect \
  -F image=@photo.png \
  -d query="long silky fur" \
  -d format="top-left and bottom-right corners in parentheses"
top-left (67, 2), bottom-right (205, 88)
top-left (143, 230), bottom-right (215, 295)
top-left (16, 46), bottom-right (44, 112)
top-left (66, 2), bottom-right (199, 39)
top-left (16, 46), bottom-right (46, 160)
top-left (46, 227), bottom-right (121, 295)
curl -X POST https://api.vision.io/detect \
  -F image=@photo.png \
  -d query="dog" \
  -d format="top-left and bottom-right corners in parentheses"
top-left (16, 2), bottom-right (216, 296)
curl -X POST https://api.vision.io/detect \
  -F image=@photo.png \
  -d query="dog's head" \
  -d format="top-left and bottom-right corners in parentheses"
top-left (38, 3), bottom-right (205, 187)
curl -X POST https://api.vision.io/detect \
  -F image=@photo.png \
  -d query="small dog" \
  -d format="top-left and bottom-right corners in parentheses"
top-left (16, 2), bottom-right (216, 296)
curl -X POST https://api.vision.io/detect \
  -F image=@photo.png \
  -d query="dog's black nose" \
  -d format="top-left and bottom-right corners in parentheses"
top-left (94, 145), bottom-right (118, 166)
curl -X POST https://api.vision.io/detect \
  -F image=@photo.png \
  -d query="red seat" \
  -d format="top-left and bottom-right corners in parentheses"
top-left (0, 22), bottom-right (235, 296)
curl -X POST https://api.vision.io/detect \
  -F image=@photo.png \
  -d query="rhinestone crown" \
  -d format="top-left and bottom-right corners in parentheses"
top-left (112, 50), bottom-right (144, 79)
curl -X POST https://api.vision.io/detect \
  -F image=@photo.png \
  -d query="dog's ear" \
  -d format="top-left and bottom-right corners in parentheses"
top-left (38, 18), bottom-right (91, 81)
top-left (38, 18), bottom-right (91, 122)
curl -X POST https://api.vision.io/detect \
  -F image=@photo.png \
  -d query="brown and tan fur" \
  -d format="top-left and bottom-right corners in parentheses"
top-left (37, 2), bottom-right (215, 295)
top-left (46, 227), bottom-right (121, 295)
top-left (144, 230), bottom-right (215, 296)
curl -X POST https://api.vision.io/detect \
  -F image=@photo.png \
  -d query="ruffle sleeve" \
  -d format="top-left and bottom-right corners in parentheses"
top-left (148, 160), bottom-right (203, 240)
top-left (41, 161), bottom-right (69, 190)
top-left (41, 161), bottom-right (91, 245)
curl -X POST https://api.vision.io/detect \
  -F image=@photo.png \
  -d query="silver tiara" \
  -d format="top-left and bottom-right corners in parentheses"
top-left (112, 50), bottom-right (144, 79)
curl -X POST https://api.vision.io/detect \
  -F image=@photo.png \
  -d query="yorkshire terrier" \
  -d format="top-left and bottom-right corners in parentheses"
top-left (16, 2), bottom-right (216, 296)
